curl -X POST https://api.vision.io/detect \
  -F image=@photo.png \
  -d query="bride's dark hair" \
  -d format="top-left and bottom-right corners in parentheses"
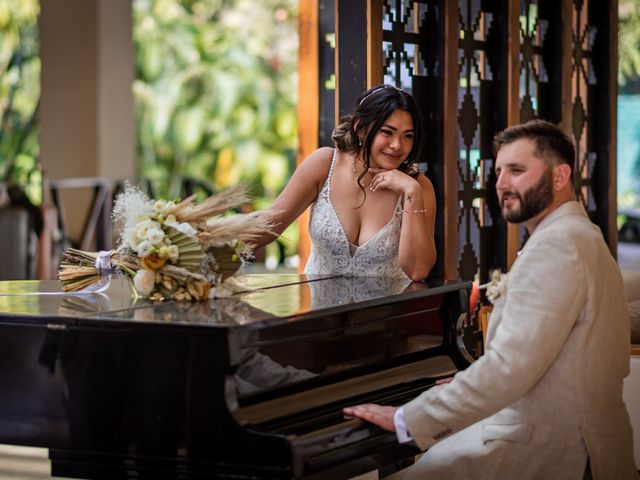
top-left (332, 85), bottom-right (423, 196)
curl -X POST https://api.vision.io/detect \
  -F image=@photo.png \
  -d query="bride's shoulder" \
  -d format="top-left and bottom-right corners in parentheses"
top-left (300, 147), bottom-right (335, 175)
top-left (302, 147), bottom-right (334, 167)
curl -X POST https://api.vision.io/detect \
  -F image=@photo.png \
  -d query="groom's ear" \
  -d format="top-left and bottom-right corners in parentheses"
top-left (553, 163), bottom-right (571, 191)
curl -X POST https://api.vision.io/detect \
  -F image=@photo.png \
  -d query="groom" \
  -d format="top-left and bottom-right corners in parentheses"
top-left (344, 120), bottom-right (638, 479)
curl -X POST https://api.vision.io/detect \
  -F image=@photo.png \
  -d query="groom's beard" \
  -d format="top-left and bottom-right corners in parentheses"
top-left (501, 167), bottom-right (554, 223)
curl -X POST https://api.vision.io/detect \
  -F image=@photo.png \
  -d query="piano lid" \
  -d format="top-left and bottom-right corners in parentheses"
top-left (0, 275), bottom-right (469, 330)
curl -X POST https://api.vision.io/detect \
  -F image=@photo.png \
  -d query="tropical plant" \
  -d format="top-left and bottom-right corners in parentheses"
top-left (620, 0), bottom-right (640, 91)
top-left (133, 0), bottom-right (299, 259)
top-left (132, 0), bottom-right (297, 195)
top-left (0, 0), bottom-right (41, 204)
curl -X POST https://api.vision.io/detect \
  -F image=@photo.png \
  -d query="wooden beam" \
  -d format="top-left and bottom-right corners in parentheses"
top-left (607, 0), bottom-right (618, 256)
top-left (335, 0), bottom-right (367, 124)
top-left (297, 0), bottom-right (319, 271)
top-left (561, 0), bottom-right (573, 128)
top-left (506, 0), bottom-right (521, 267)
top-left (367, 0), bottom-right (383, 88)
top-left (443, 0), bottom-right (459, 280)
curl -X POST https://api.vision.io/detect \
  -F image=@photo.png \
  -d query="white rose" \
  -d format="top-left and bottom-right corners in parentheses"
top-left (147, 227), bottom-right (165, 246)
top-left (136, 220), bottom-right (161, 240)
top-left (153, 200), bottom-right (166, 213)
top-left (163, 201), bottom-right (176, 215)
top-left (137, 240), bottom-right (154, 257)
top-left (124, 227), bottom-right (139, 250)
top-left (133, 269), bottom-right (155, 296)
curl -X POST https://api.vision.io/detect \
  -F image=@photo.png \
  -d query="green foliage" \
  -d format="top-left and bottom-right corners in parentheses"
top-left (132, 0), bottom-right (299, 206)
top-left (0, 0), bottom-right (41, 204)
top-left (620, 0), bottom-right (640, 89)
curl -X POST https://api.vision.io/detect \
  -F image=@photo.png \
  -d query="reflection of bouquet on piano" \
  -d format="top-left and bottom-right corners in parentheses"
top-left (58, 183), bottom-right (275, 301)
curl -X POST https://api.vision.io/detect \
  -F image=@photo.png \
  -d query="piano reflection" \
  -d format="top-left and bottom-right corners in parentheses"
top-left (0, 274), bottom-right (473, 479)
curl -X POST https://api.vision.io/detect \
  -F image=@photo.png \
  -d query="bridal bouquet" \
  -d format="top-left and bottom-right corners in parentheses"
top-left (58, 184), bottom-right (275, 301)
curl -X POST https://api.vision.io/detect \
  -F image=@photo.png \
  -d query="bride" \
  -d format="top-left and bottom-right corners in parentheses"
top-left (254, 84), bottom-right (436, 281)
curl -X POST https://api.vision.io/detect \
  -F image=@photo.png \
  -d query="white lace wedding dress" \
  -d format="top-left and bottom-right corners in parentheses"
top-left (304, 149), bottom-right (408, 279)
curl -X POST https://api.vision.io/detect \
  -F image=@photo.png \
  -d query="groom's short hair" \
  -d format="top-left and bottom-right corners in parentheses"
top-left (492, 120), bottom-right (576, 181)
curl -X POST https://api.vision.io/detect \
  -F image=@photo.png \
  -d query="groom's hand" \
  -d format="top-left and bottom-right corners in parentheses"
top-left (343, 403), bottom-right (398, 432)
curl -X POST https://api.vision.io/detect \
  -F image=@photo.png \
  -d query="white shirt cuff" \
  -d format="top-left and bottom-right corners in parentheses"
top-left (393, 406), bottom-right (413, 444)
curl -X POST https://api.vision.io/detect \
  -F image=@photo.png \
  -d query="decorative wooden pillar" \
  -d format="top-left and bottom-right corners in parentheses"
top-left (563, 0), bottom-right (618, 255)
top-left (506, 0), bottom-right (521, 267)
top-left (367, 0), bottom-right (383, 87)
top-left (297, 0), bottom-right (319, 271)
top-left (377, 0), bottom-right (448, 279)
top-left (302, 0), bottom-right (618, 279)
top-left (443, 0), bottom-right (459, 280)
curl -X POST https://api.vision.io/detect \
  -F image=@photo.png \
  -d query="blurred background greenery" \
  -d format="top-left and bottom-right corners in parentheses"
top-left (2, 0), bottom-right (640, 251)
top-left (619, 0), bottom-right (640, 211)
top-left (132, 0), bottom-right (298, 202)
top-left (131, 0), bottom-right (300, 265)
top-left (0, 0), bottom-right (300, 266)
top-left (0, 0), bottom-right (41, 204)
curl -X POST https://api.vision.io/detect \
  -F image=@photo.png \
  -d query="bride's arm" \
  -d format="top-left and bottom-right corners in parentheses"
top-left (368, 171), bottom-right (437, 280)
top-left (250, 147), bottom-right (334, 248)
top-left (396, 175), bottom-right (436, 280)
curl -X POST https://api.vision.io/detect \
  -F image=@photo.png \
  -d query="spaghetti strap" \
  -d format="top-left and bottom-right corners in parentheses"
top-left (325, 148), bottom-right (337, 195)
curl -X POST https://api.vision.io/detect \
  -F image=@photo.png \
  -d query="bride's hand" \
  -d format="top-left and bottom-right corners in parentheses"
top-left (368, 168), bottom-right (419, 196)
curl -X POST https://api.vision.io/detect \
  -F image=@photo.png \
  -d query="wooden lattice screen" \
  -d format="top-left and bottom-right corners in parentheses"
top-left (299, 0), bottom-right (617, 283)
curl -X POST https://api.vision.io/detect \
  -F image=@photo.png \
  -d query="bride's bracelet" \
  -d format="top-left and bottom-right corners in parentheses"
top-left (403, 208), bottom-right (428, 214)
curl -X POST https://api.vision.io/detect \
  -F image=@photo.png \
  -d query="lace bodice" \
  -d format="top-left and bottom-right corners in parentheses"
top-left (303, 149), bottom-right (408, 279)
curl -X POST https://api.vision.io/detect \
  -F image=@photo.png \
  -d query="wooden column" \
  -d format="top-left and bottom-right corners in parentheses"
top-left (606, 0), bottom-right (618, 255)
top-left (506, 0), bottom-right (521, 267)
top-left (561, 0), bottom-right (574, 129)
top-left (366, 0), bottom-right (383, 88)
top-left (297, 0), bottom-right (319, 271)
top-left (443, 0), bottom-right (459, 280)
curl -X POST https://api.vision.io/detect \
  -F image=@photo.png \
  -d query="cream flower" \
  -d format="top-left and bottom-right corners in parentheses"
top-left (153, 200), bottom-right (175, 216)
top-left (137, 240), bottom-right (154, 257)
top-left (483, 270), bottom-right (508, 304)
top-left (168, 244), bottom-right (179, 261)
top-left (133, 269), bottom-right (155, 296)
top-left (124, 226), bottom-right (140, 250)
top-left (135, 220), bottom-right (161, 241)
top-left (153, 200), bottom-right (166, 213)
top-left (147, 227), bottom-right (165, 246)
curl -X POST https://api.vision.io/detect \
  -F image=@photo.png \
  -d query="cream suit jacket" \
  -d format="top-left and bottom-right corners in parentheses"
top-left (396, 201), bottom-right (638, 480)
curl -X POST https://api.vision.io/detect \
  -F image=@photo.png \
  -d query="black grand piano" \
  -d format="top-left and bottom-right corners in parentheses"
top-left (0, 274), bottom-right (473, 479)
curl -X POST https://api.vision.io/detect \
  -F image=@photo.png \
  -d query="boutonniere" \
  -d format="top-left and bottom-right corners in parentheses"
top-left (479, 270), bottom-right (508, 304)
